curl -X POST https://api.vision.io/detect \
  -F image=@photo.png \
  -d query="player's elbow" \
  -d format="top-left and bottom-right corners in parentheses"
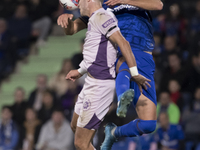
top-left (64, 28), bottom-right (75, 35)
top-left (121, 40), bottom-right (131, 52)
top-left (65, 31), bottom-right (74, 35)
top-left (156, 1), bottom-right (163, 10)
top-left (122, 40), bottom-right (130, 48)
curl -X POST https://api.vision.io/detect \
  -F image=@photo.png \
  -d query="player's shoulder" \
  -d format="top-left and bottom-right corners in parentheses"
top-left (92, 8), bottom-right (116, 24)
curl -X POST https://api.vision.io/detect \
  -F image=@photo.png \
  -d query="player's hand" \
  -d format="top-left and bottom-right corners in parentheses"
top-left (57, 14), bottom-right (74, 28)
top-left (131, 74), bottom-right (151, 93)
top-left (105, 0), bottom-right (129, 7)
top-left (66, 70), bottom-right (82, 82)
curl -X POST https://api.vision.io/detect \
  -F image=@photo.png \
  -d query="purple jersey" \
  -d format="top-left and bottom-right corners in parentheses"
top-left (79, 8), bottom-right (120, 80)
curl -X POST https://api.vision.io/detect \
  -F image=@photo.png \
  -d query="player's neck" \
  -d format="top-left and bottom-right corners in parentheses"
top-left (89, 4), bottom-right (102, 17)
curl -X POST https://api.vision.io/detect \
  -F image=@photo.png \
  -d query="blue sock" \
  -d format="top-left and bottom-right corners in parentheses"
top-left (116, 62), bottom-right (131, 101)
top-left (114, 119), bottom-right (157, 138)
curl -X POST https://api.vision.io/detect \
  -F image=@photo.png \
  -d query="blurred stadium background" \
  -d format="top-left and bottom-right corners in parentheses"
top-left (0, 0), bottom-right (200, 149)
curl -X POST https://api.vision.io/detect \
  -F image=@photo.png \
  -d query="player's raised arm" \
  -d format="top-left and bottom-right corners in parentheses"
top-left (109, 31), bottom-right (151, 92)
top-left (109, 31), bottom-right (137, 71)
top-left (105, 0), bottom-right (163, 10)
top-left (57, 14), bottom-right (87, 35)
top-left (94, 11), bottom-right (151, 91)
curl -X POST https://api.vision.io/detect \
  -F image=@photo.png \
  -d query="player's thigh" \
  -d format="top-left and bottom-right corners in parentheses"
top-left (136, 94), bottom-right (157, 120)
top-left (74, 126), bottom-right (96, 150)
top-left (73, 83), bottom-right (85, 132)
top-left (71, 112), bottom-right (79, 133)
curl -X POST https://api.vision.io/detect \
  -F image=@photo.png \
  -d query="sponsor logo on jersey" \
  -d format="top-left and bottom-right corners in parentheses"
top-left (102, 18), bottom-right (115, 28)
top-left (110, 4), bottom-right (139, 12)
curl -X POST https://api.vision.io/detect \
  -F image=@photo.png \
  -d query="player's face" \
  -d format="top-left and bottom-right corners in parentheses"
top-left (78, 0), bottom-right (89, 16)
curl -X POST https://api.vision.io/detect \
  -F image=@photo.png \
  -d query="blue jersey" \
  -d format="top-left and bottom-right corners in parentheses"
top-left (103, 2), bottom-right (155, 54)
top-left (156, 125), bottom-right (184, 149)
top-left (80, 3), bottom-right (157, 104)
top-left (81, 3), bottom-right (155, 53)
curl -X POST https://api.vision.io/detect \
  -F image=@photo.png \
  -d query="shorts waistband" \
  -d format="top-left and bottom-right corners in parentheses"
top-left (88, 72), bottom-right (95, 79)
top-left (87, 73), bottom-right (115, 82)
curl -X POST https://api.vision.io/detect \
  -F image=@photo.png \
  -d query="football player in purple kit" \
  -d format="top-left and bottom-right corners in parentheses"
top-left (59, 0), bottom-right (151, 149)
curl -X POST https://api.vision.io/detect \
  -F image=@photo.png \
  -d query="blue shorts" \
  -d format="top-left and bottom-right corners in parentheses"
top-left (117, 51), bottom-right (157, 106)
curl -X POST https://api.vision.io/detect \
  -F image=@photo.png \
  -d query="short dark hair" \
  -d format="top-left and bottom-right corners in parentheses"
top-left (159, 90), bottom-right (170, 95)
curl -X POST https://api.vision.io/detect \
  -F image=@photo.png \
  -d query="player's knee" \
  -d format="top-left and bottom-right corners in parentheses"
top-left (138, 120), bottom-right (157, 134)
top-left (74, 139), bottom-right (87, 150)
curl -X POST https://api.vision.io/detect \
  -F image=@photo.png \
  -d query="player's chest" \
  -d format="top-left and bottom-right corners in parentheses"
top-left (86, 23), bottom-right (101, 40)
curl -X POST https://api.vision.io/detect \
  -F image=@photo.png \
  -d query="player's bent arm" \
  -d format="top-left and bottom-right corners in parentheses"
top-left (105, 0), bottom-right (163, 10)
top-left (64, 18), bottom-right (87, 35)
top-left (109, 31), bottom-right (138, 76)
top-left (57, 14), bottom-right (87, 35)
top-left (127, 0), bottom-right (163, 10)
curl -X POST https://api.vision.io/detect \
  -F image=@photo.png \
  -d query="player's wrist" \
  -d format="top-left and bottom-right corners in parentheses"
top-left (78, 68), bottom-right (87, 75)
top-left (129, 66), bottom-right (139, 76)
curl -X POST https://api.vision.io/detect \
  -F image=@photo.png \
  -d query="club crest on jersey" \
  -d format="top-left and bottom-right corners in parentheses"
top-left (83, 98), bottom-right (91, 110)
top-left (102, 18), bottom-right (115, 28)
top-left (71, 0), bottom-right (78, 6)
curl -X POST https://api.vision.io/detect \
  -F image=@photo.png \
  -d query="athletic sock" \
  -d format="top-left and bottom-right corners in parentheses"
top-left (114, 119), bottom-right (157, 138)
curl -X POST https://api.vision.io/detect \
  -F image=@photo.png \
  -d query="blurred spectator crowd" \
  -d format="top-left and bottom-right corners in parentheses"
top-left (1, 0), bottom-right (200, 149)
top-left (0, 56), bottom-right (82, 150)
top-left (0, 0), bottom-right (64, 84)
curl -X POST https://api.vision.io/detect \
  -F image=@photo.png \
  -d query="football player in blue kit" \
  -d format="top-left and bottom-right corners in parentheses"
top-left (57, 0), bottom-right (163, 149)
top-left (99, 1), bottom-right (162, 149)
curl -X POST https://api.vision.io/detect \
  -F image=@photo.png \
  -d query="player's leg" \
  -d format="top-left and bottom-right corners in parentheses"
top-left (74, 127), bottom-right (96, 150)
top-left (114, 94), bottom-right (157, 137)
top-left (115, 57), bottom-right (134, 117)
top-left (101, 94), bottom-right (157, 150)
top-left (71, 112), bottom-right (79, 133)
top-left (136, 94), bottom-right (157, 120)
top-left (115, 52), bottom-right (157, 137)
top-left (72, 82), bottom-right (86, 133)
top-left (101, 52), bottom-right (157, 150)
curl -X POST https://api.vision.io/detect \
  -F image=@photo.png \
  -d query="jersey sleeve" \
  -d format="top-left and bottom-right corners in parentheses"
top-left (94, 12), bottom-right (120, 38)
top-left (79, 59), bottom-right (87, 73)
